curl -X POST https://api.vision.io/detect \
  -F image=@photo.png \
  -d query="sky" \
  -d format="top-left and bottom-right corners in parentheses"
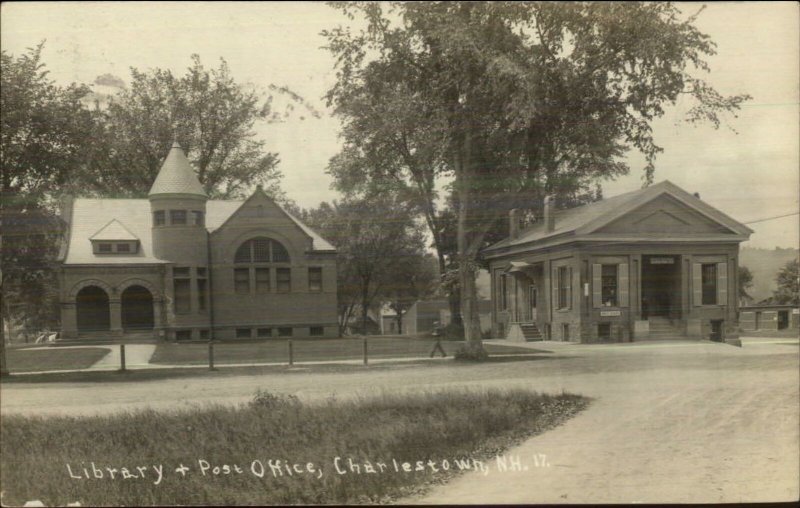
top-left (2, 1), bottom-right (798, 249)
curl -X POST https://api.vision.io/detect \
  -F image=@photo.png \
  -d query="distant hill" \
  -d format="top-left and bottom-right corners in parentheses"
top-left (740, 247), bottom-right (799, 302)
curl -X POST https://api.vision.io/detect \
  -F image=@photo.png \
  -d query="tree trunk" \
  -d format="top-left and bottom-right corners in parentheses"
top-left (459, 262), bottom-right (483, 349)
top-left (395, 311), bottom-right (403, 335)
top-left (448, 288), bottom-right (463, 329)
top-left (0, 290), bottom-right (9, 376)
top-left (455, 134), bottom-right (484, 355)
top-left (361, 303), bottom-right (369, 335)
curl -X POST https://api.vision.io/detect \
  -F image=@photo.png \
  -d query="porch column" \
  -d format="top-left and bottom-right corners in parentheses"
top-left (109, 298), bottom-right (123, 337)
top-left (153, 297), bottom-right (164, 337)
top-left (631, 255), bottom-right (641, 319)
top-left (61, 301), bottom-right (78, 339)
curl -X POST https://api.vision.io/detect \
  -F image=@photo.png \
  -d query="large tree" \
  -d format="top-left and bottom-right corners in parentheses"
top-left (80, 55), bottom-right (298, 200)
top-left (324, 1), bottom-right (749, 355)
top-left (1, 43), bottom-right (100, 373)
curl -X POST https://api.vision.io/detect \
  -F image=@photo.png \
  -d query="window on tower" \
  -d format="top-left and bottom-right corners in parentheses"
top-left (170, 210), bottom-right (187, 225)
top-left (153, 210), bottom-right (166, 226)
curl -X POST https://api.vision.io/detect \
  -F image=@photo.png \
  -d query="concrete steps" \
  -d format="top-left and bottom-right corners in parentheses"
top-left (505, 322), bottom-right (543, 342)
top-left (519, 323), bottom-right (543, 341)
top-left (644, 317), bottom-right (685, 340)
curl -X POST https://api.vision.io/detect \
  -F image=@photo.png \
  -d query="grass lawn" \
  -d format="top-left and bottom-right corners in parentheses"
top-left (150, 337), bottom-right (545, 365)
top-left (5, 347), bottom-right (110, 373)
top-left (0, 389), bottom-right (588, 506)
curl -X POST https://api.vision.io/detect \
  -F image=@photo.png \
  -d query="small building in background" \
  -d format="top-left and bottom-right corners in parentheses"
top-left (740, 304), bottom-right (799, 332)
top-left (380, 299), bottom-right (492, 336)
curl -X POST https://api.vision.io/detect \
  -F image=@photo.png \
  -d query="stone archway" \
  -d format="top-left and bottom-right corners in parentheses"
top-left (76, 285), bottom-right (111, 332)
top-left (121, 285), bottom-right (155, 330)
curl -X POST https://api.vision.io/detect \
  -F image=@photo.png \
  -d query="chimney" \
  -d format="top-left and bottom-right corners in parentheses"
top-left (509, 209), bottom-right (520, 239)
top-left (544, 195), bottom-right (555, 232)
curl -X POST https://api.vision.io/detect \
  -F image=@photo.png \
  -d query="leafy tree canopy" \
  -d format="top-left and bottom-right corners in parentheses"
top-left (301, 196), bottom-right (431, 335)
top-left (81, 54), bottom-right (288, 200)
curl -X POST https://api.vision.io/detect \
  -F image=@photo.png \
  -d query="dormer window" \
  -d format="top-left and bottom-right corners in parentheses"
top-left (92, 241), bottom-right (139, 254)
top-left (90, 219), bottom-right (140, 255)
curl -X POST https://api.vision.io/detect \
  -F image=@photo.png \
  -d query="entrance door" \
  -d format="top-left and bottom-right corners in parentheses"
top-left (641, 255), bottom-right (681, 319)
top-left (121, 285), bottom-right (154, 330)
top-left (529, 285), bottom-right (538, 321)
top-left (76, 285), bottom-right (111, 332)
top-left (778, 311), bottom-right (789, 330)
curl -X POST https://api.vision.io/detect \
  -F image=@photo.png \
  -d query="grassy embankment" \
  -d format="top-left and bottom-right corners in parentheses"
top-left (1, 389), bottom-right (588, 505)
top-left (5, 347), bottom-right (110, 373)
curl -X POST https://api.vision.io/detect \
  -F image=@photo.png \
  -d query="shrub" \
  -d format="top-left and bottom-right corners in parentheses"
top-left (250, 389), bottom-right (300, 410)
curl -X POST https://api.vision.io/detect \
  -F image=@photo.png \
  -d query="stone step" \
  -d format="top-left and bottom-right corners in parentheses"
top-left (519, 323), bottom-right (542, 340)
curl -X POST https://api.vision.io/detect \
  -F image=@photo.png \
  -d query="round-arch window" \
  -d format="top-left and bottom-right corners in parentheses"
top-left (234, 238), bottom-right (290, 263)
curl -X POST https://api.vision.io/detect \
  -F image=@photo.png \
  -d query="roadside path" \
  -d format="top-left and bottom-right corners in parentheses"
top-left (410, 339), bottom-right (799, 503)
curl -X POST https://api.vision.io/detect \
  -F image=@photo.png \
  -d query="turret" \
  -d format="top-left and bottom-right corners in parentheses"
top-left (149, 141), bottom-right (208, 266)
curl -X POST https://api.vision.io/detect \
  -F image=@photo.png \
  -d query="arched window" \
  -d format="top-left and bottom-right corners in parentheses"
top-left (233, 238), bottom-right (291, 294)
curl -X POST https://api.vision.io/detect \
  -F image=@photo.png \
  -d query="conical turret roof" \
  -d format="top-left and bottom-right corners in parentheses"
top-left (148, 141), bottom-right (206, 198)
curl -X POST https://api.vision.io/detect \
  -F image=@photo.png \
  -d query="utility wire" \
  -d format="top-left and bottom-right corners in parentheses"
top-left (742, 211), bottom-right (799, 225)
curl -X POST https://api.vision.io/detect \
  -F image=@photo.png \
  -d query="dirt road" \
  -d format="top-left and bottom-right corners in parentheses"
top-left (2, 338), bottom-right (797, 503)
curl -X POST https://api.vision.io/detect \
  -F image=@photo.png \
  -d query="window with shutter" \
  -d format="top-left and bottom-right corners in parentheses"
top-left (618, 263), bottom-right (629, 307)
top-left (701, 263), bottom-right (717, 305)
top-left (557, 266), bottom-right (569, 309)
top-left (601, 264), bottom-right (618, 306)
top-left (717, 262), bottom-right (728, 306)
top-left (592, 264), bottom-right (602, 308)
top-left (692, 263), bottom-right (703, 307)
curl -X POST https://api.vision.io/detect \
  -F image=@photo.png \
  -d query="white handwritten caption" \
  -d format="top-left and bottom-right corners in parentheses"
top-left (66, 454), bottom-right (550, 483)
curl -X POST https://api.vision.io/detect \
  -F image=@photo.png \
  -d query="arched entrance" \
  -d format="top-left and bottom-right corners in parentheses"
top-left (76, 286), bottom-right (111, 332)
top-left (121, 285), bottom-right (155, 330)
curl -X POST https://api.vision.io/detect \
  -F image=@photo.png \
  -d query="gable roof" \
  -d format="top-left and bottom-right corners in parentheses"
top-left (148, 142), bottom-right (206, 198)
top-left (483, 180), bottom-right (753, 257)
top-left (64, 199), bottom-right (167, 265)
top-left (209, 187), bottom-right (336, 251)
top-left (89, 219), bottom-right (138, 241)
top-left (63, 197), bottom-right (334, 265)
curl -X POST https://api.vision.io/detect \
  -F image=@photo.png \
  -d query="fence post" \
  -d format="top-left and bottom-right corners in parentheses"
top-left (288, 339), bottom-right (294, 366)
top-left (363, 337), bottom-right (368, 365)
top-left (208, 341), bottom-right (216, 371)
top-left (119, 343), bottom-right (126, 371)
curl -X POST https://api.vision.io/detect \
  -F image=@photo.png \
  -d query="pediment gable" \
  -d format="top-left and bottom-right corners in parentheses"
top-left (210, 188), bottom-right (334, 253)
top-left (594, 194), bottom-right (737, 236)
top-left (214, 191), bottom-right (312, 245)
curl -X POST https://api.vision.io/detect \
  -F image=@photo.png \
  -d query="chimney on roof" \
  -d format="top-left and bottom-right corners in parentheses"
top-left (509, 209), bottom-right (520, 239)
top-left (543, 195), bottom-right (555, 232)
